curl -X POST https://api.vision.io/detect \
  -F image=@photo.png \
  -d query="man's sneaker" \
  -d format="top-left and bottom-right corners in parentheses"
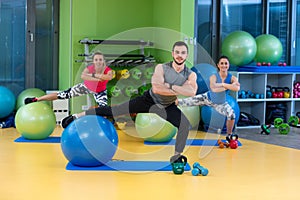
top-left (170, 154), bottom-right (187, 164)
top-left (61, 115), bottom-right (76, 128)
top-left (24, 97), bottom-right (38, 104)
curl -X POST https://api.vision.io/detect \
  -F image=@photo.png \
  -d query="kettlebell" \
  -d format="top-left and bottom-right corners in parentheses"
top-left (229, 134), bottom-right (239, 149)
top-left (276, 87), bottom-right (284, 98)
top-left (266, 85), bottom-right (272, 98)
top-left (283, 87), bottom-right (290, 98)
top-left (271, 87), bottom-right (278, 98)
top-left (171, 155), bottom-right (187, 175)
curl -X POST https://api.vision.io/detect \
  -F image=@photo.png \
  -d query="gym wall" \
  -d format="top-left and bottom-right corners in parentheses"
top-left (59, 0), bottom-right (195, 113)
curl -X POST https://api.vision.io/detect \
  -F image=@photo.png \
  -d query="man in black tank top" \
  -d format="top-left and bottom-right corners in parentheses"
top-left (62, 41), bottom-right (198, 168)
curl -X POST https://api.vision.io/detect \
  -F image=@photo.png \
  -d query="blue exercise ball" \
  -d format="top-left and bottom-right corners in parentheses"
top-left (61, 115), bottom-right (119, 167)
top-left (0, 86), bottom-right (16, 118)
top-left (201, 95), bottom-right (240, 133)
top-left (191, 63), bottom-right (217, 94)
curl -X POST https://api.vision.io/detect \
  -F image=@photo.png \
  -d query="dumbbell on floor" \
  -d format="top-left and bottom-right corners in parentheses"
top-left (274, 116), bottom-right (299, 134)
top-left (191, 162), bottom-right (209, 176)
top-left (261, 124), bottom-right (271, 135)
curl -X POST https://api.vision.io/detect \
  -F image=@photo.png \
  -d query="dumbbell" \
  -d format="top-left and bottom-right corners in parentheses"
top-left (278, 62), bottom-right (287, 66)
top-left (273, 116), bottom-right (299, 134)
top-left (217, 139), bottom-right (229, 148)
top-left (274, 118), bottom-right (289, 134)
top-left (191, 162), bottom-right (209, 176)
top-left (262, 62), bottom-right (271, 66)
top-left (261, 124), bottom-right (271, 135)
top-left (274, 118), bottom-right (284, 128)
top-left (288, 115), bottom-right (299, 127)
top-left (238, 90), bottom-right (246, 99)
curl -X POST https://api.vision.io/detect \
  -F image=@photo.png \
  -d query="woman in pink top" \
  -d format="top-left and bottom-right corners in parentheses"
top-left (25, 51), bottom-right (114, 107)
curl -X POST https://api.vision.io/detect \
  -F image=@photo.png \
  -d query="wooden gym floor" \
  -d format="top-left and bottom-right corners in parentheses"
top-left (0, 125), bottom-right (300, 200)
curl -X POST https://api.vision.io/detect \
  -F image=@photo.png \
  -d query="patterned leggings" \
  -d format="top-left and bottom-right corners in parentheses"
top-left (178, 93), bottom-right (235, 120)
top-left (57, 83), bottom-right (107, 106)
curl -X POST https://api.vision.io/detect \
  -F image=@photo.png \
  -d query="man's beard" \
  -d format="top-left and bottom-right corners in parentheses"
top-left (173, 57), bottom-right (186, 65)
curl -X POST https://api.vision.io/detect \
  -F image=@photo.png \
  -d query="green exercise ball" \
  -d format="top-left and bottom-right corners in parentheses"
top-left (16, 88), bottom-right (49, 110)
top-left (135, 113), bottom-right (177, 142)
top-left (15, 102), bottom-right (56, 139)
top-left (178, 105), bottom-right (200, 128)
top-left (254, 34), bottom-right (283, 64)
top-left (221, 31), bottom-right (257, 66)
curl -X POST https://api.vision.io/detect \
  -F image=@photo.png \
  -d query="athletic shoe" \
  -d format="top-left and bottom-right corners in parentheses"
top-left (226, 135), bottom-right (231, 143)
top-left (61, 115), bottom-right (75, 128)
top-left (24, 97), bottom-right (38, 104)
top-left (226, 134), bottom-right (239, 143)
top-left (170, 154), bottom-right (187, 164)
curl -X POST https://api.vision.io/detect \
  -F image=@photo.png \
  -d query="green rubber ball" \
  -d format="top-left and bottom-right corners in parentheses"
top-left (16, 88), bottom-right (50, 110)
top-left (135, 113), bottom-right (177, 142)
top-left (221, 31), bottom-right (257, 66)
top-left (254, 34), bottom-right (283, 64)
top-left (178, 105), bottom-right (200, 129)
top-left (15, 102), bottom-right (56, 140)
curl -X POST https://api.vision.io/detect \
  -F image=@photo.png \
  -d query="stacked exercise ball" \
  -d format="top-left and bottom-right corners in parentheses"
top-left (15, 102), bottom-right (56, 139)
top-left (254, 34), bottom-right (283, 64)
top-left (222, 31), bottom-right (283, 66)
top-left (221, 31), bottom-right (257, 66)
top-left (135, 113), bottom-right (177, 142)
top-left (201, 95), bottom-right (240, 133)
top-left (61, 115), bottom-right (118, 167)
top-left (0, 86), bottom-right (16, 118)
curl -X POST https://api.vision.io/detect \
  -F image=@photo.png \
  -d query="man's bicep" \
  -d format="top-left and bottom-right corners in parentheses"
top-left (151, 64), bottom-right (165, 84)
top-left (188, 73), bottom-right (198, 93)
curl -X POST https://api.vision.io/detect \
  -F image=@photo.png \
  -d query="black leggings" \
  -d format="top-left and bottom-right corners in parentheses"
top-left (86, 91), bottom-right (191, 153)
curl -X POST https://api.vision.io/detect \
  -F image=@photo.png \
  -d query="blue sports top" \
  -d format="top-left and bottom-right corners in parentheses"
top-left (207, 72), bottom-right (232, 104)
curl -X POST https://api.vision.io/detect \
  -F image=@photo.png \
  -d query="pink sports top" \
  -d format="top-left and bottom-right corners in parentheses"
top-left (84, 65), bottom-right (111, 93)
